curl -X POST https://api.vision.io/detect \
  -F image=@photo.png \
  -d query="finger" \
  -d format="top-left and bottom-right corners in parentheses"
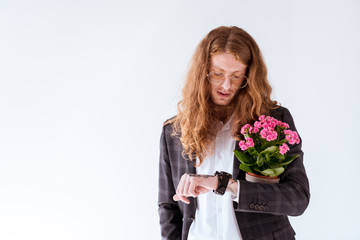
top-left (176, 174), bottom-right (186, 196)
top-left (183, 174), bottom-right (192, 197)
top-left (177, 174), bottom-right (186, 198)
top-left (173, 193), bottom-right (190, 204)
top-left (178, 174), bottom-right (191, 204)
top-left (188, 178), bottom-right (198, 197)
top-left (173, 194), bottom-right (180, 201)
top-left (175, 174), bottom-right (190, 204)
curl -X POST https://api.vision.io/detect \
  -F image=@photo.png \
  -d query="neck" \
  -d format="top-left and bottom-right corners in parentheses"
top-left (213, 105), bottom-right (232, 123)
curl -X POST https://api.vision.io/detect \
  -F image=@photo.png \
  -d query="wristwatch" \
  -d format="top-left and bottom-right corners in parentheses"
top-left (213, 171), bottom-right (232, 195)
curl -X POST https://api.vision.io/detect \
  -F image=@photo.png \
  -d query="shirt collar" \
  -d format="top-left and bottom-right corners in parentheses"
top-left (215, 115), bottom-right (233, 132)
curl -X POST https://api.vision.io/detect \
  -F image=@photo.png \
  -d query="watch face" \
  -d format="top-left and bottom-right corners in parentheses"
top-left (214, 171), bottom-right (231, 195)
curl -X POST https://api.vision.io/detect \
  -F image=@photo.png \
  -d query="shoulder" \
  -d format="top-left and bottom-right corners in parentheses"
top-left (162, 116), bottom-right (176, 133)
top-left (161, 116), bottom-right (180, 142)
top-left (270, 105), bottom-right (298, 131)
top-left (163, 115), bottom-right (176, 126)
top-left (160, 116), bottom-right (183, 156)
top-left (270, 105), bottom-right (292, 120)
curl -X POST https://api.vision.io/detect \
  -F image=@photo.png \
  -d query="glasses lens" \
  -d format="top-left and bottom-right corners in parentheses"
top-left (208, 72), bottom-right (247, 88)
top-left (231, 75), bottom-right (246, 85)
top-left (208, 72), bottom-right (224, 85)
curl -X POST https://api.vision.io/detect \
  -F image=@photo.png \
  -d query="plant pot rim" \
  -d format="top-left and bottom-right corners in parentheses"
top-left (247, 172), bottom-right (279, 179)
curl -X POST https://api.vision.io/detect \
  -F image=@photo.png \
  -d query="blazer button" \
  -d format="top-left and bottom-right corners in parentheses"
top-left (264, 205), bottom-right (269, 211)
top-left (249, 203), bottom-right (255, 209)
top-left (259, 205), bottom-right (264, 211)
top-left (254, 204), bottom-right (259, 210)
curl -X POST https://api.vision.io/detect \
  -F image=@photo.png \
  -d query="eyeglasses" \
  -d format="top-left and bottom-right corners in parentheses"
top-left (207, 71), bottom-right (248, 89)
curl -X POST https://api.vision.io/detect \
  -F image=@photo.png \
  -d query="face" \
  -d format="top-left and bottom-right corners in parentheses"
top-left (209, 52), bottom-right (248, 108)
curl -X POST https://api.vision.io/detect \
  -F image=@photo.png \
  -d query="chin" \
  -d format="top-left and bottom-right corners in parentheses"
top-left (216, 101), bottom-right (230, 106)
top-left (213, 99), bottom-right (232, 107)
top-left (217, 96), bottom-right (235, 105)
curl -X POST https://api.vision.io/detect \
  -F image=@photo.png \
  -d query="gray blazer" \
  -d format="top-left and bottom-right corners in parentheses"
top-left (158, 106), bottom-right (310, 240)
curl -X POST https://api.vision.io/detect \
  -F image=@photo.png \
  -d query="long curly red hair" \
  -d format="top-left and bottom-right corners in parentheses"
top-left (166, 26), bottom-right (278, 166)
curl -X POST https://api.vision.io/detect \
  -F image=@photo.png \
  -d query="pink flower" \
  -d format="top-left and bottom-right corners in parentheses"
top-left (239, 138), bottom-right (255, 151)
top-left (259, 115), bottom-right (266, 122)
top-left (278, 121), bottom-right (289, 128)
top-left (260, 127), bottom-right (278, 141)
top-left (284, 130), bottom-right (292, 135)
top-left (263, 117), bottom-right (277, 129)
top-left (254, 121), bottom-right (262, 129)
top-left (260, 129), bottom-right (268, 138)
top-left (279, 143), bottom-right (290, 155)
top-left (248, 126), bottom-right (254, 133)
top-left (266, 131), bottom-right (278, 141)
top-left (253, 127), bottom-right (259, 133)
top-left (239, 140), bottom-right (248, 151)
top-left (284, 130), bottom-right (300, 145)
top-left (241, 124), bottom-right (252, 135)
top-left (245, 137), bottom-right (255, 148)
top-left (293, 132), bottom-right (300, 144)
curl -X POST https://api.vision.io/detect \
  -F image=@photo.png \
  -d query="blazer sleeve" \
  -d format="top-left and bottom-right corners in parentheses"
top-left (158, 124), bottom-right (183, 240)
top-left (235, 107), bottom-right (310, 216)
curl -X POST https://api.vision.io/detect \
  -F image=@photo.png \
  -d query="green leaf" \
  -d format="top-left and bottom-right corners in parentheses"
top-left (253, 167), bottom-right (263, 175)
top-left (264, 152), bottom-right (272, 161)
top-left (256, 154), bottom-right (265, 167)
top-left (260, 167), bottom-right (285, 177)
top-left (247, 147), bottom-right (256, 155)
top-left (233, 150), bottom-right (253, 164)
top-left (239, 163), bottom-right (253, 173)
top-left (260, 146), bottom-right (278, 155)
top-left (280, 155), bottom-right (299, 166)
top-left (261, 140), bottom-right (276, 150)
top-left (268, 162), bottom-right (281, 169)
top-left (273, 152), bottom-right (285, 161)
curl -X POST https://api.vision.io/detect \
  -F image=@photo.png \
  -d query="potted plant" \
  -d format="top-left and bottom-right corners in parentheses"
top-left (233, 115), bottom-right (300, 184)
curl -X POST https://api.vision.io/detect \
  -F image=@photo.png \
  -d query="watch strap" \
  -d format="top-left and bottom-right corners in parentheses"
top-left (213, 171), bottom-right (232, 195)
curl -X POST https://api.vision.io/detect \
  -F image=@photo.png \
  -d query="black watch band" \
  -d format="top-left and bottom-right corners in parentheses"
top-left (213, 171), bottom-right (232, 195)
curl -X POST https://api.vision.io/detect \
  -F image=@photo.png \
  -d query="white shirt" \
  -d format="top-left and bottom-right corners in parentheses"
top-left (188, 119), bottom-right (243, 240)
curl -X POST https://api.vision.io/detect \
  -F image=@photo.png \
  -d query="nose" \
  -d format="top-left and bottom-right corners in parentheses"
top-left (220, 76), bottom-right (231, 90)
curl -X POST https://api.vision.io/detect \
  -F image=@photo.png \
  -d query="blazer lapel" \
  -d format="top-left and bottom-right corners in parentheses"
top-left (185, 157), bottom-right (197, 212)
top-left (233, 140), bottom-right (245, 180)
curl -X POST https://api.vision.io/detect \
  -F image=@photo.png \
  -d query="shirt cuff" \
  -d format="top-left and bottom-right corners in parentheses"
top-left (231, 180), bottom-right (241, 203)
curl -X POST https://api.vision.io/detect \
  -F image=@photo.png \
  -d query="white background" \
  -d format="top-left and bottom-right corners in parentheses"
top-left (1, 0), bottom-right (359, 239)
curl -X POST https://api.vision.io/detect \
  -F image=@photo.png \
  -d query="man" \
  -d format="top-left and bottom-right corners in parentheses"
top-left (158, 26), bottom-right (310, 240)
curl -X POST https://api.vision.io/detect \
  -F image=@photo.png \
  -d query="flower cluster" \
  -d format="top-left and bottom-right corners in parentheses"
top-left (239, 115), bottom-right (299, 155)
top-left (284, 130), bottom-right (300, 145)
top-left (279, 143), bottom-right (290, 154)
top-left (234, 115), bottom-right (301, 178)
top-left (239, 138), bottom-right (254, 150)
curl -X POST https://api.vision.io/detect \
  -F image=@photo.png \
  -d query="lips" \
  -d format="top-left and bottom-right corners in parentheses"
top-left (217, 91), bottom-right (231, 98)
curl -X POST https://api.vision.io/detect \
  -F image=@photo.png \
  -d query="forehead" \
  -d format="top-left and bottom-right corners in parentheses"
top-left (210, 52), bottom-right (247, 73)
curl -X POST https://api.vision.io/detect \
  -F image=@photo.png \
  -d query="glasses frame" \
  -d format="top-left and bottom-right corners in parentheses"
top-left (206, 71), bottom-right (248, 89)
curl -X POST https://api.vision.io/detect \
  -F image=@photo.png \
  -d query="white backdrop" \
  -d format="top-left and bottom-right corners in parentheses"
top-left (1, 0), bottom-right (359, 239)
